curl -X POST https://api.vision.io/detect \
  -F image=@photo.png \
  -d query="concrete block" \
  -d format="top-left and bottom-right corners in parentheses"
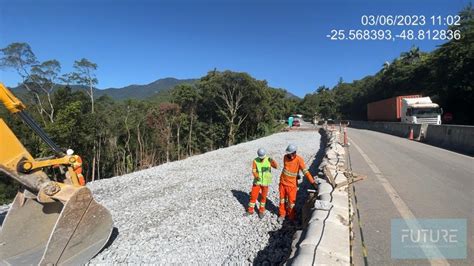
top-left (325, 206), bottom-right (349, 226)
top-left (316, 178), bottom-right (327, 184)
top-left (314, 200), bottom-right (332, 211)
top-left (331, 190), bottom-right (348, 206)
top-left (291, 245), bottom-right (317, 266)
top-left (425, 124), bottom-right (474, 156)
top-left (291, 230), bottom-right (303, 249)
top-left (309, 209), bottom-right (329, 223)
top-left (299, 221), bottom-right (324, 246)
top-left (319, 193), bottom-right (331, 202)
top-left (318, 183), bottom-right (333, 196)
top-left (315, 221), bottom-right (350, 261)
top-left (314, 247), bottom-right (350, 265)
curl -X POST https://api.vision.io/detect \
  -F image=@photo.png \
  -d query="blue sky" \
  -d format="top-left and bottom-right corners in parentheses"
top-left (0, 0), bottom-right (470, 97)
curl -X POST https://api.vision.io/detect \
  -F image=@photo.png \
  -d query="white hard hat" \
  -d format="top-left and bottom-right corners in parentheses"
top-left (66, 149), bottom-right (74, 155)
top-left (257, 148), bottom-right (266, 158)
top-left (285, 144), bottom-right (297, 154)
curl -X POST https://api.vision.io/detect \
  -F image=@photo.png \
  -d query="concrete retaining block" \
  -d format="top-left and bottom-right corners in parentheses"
top-left (315, 246), bottom-right (350, 265)
top-left (316, 223), bottom-right (349, 255)
top-left (299, 221), bottom-right (326, 247)
top-left (318, 183), bottom-right (333, 196)
top-left (287, 129), bottom-right (350, 265)
top-left (309, 209), bottom-right (330, 223)
top-left (291, 230), bottom-right (304, 249)
top-left (350, 120), bottom-right (421, 138)
top-left (424, 124), bottom-right (474, 156)
top-left (292, 245), bottom-right (318, 265)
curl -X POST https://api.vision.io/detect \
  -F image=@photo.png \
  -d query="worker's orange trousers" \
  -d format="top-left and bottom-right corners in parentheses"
top-left (279, 183), bottom-right (297, 220)
top-left (248, 184), bottom-right (269, 214)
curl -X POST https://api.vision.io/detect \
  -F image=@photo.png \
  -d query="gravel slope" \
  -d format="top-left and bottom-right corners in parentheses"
top-left (88, 131), bottom-right (321, 264)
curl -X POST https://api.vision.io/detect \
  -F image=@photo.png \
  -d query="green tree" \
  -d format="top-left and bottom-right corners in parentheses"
top-left (171, 84), bottom-right (201, 156)
top-left (65, 58), bottom-right (98, 113)
top-left (0, 43), bottom-right (61, 124)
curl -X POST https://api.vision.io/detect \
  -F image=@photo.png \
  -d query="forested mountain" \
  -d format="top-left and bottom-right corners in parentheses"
top-left (10, 78), bottom-right (198, 100)
top-left (10, 77), bottom-right (299, 102)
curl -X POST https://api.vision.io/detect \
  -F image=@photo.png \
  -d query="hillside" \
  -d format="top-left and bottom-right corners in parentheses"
top-left (10, 77), bottom-right (300, 102)
top-left (97, 78), bottom-right (198, 100)
top-left (10, 78), bottom-right (198, 101)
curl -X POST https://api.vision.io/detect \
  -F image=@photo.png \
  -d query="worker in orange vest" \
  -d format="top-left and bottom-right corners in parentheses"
top-left (67, 149), bottom-right (86, 186)
top-left (278, 144), bottom-right (317, 223)
top-left (246, 148), bottom-right (278, 218)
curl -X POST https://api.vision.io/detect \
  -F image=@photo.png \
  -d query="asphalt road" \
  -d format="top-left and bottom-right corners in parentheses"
top-left (346, 128), bottom-right (473, 266)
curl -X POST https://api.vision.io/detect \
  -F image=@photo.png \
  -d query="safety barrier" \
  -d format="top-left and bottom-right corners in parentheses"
top-left (348, 121), bottom-right (474, 156)
top-left (424, 124), bottom-right (474, 156)
top-left (286, 128), bottom-right (351, 265)
top-left (349, 121), bottom-right (422, 139)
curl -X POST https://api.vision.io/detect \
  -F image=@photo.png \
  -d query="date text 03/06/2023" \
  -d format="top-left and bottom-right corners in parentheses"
top-left (327, 15), bottom-right (462, 41)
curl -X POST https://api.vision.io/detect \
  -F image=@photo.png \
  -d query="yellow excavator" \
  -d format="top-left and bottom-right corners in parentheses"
top-left (0, 83), bottom-right (113, 265)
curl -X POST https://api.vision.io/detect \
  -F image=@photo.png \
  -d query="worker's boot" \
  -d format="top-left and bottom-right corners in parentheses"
top-left (258, 212), bottom-right (265, 219)
top-left (244, 208), bottom-right (254, 217)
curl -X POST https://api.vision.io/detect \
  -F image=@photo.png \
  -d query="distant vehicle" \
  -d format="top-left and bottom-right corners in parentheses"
top-left (367, 95), bottom-right (442, 125)
top-left (293, 119), bottom-right (301, 127)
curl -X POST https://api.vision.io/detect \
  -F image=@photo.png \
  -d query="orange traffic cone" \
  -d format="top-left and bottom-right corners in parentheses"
top-left (408, 128), bottom-right (414, 140)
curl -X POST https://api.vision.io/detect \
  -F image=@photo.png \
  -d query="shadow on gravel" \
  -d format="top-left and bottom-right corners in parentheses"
top-left (0, 212), bottom-right (5, 226)
top-left (253, 128), bottom-right (328, 265)
top-left (100, 227), bottom-right (120, 251)
top-left (231, 189), bottom-right (278, 216)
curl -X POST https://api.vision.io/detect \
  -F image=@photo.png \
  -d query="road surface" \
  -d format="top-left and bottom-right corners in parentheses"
top-left (347, 128), bottom-right (473, 265)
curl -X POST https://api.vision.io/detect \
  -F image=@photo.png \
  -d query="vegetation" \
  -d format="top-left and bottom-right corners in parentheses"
top-left (298, 5), bottom-right (473, 125)
top-left (0, 45), bottom-right (297, 203)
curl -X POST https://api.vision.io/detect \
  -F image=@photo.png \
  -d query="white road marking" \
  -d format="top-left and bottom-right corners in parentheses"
top-left (349, 137), bottom-right (449, 266)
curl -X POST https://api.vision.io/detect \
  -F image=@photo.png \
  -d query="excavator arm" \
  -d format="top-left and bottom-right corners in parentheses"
top-left (0, 83), bottom-right (26, 113)
top-left (0, 83), bottom-right (113, 265)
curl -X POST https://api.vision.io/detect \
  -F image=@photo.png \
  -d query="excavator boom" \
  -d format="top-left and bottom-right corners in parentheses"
top-left (0, 83), bottom-right (113, 265)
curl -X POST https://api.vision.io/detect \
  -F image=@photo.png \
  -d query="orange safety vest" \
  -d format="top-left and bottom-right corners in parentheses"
top-left (280, 154), bottom-right (314, 187)
top-left (71, 155), bottom-right (86, 186)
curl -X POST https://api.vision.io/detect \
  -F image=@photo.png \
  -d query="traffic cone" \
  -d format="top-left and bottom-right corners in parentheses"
top-left (408, 128), bottom-right (414, 140)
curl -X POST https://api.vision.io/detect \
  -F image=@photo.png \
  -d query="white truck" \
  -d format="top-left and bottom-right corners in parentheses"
top-left (401, 97), bottom-right (442, 125)
top-left (367, 95), bottom-right (442, 125)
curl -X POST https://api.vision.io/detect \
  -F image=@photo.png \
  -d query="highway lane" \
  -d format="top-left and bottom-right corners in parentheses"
top-left (346, 127), bottom-right (473, 265)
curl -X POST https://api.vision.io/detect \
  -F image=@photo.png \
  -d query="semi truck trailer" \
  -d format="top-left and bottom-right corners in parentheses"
top-left (367, 95), bottom-right (442, 125)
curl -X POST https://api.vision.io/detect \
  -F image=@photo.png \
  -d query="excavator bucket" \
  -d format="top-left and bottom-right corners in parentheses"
top-left (0, 187), bottom-right (113, 265)
top-left (0, 85), bottom-right (114, 265)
